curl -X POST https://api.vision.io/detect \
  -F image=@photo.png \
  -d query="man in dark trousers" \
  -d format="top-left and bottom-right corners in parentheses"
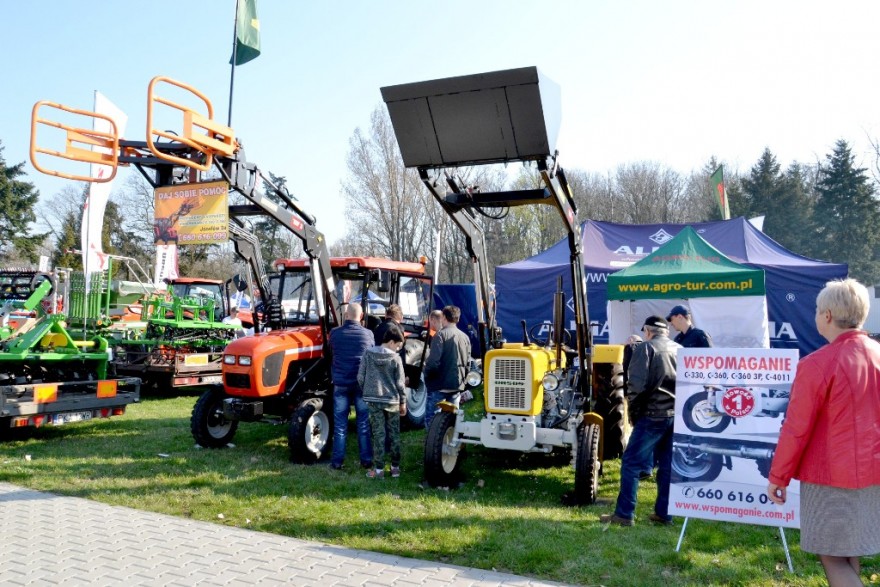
top-left (328, 302), bottom-right (374, 470)
top-left (423, 305), bottom-right (471, 430)
top-left (601, 316), bottom-right (681, 526)
top-left (666, 304), bottom-right (713, 348)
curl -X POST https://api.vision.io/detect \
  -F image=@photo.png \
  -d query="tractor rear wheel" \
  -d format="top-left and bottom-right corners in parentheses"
top-left (402, 381), bottom-right (427, 430)
top-left (424, 411), bottom-right (464, 487)
top-left (191, 386), bottom-right (238, 448)
top-left (574, 422), bottom-right (601, 505)
top-left (288, 399), bottom-right (332, 464)
top-left (594, 364), bottom-right (629, 459)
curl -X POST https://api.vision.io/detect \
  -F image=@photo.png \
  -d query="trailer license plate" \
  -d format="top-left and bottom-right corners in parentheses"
top-left (201, 375), bottom-right (222, 384)
top-left (52, 411), bottom-right (93, 426)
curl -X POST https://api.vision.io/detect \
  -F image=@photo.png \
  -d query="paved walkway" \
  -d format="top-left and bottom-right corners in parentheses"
top-left (0, 482), bottom-right (573, 586)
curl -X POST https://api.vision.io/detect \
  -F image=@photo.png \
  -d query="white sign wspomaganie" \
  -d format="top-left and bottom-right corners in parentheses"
top-left (669, 347), bottom-right (800, 528)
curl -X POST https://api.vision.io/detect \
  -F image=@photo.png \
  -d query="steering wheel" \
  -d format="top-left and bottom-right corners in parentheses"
top-left (527, 323), bottom-right (572, 347)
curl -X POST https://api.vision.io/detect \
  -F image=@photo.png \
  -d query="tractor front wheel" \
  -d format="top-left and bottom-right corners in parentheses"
top-left (288, 399), bottom-right (332, 464)
top-left (574, 422), bottom-right (601, 505)
top-left (424, 411), bottom-right (464, 487)
top-left (191, 386), bottom-right (238, 448)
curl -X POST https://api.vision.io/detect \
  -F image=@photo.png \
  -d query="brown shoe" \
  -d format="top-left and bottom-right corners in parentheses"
top-left (599, 513), bottom-right (634, 527)
top-left (649, 514), bottom-right (673, 525)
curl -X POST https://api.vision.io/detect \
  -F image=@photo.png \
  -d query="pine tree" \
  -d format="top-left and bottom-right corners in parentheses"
top-left (812, 140), bottom-right (880, 283)
top-left (737, 149), bottom-right (815, 255)
top-left (0, 141), bottom-right (47, 263)
top-left (52, 209), bottom-right (82, 270)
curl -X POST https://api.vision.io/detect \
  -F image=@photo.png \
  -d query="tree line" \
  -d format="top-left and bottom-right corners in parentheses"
top-left (2, 115), bottom-right (879, 287)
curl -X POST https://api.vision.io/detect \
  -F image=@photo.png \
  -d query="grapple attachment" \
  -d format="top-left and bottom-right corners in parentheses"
top-left (146, 76), bottom-right (237, 172)
top-left (30, 101), bottom-right (120, 183)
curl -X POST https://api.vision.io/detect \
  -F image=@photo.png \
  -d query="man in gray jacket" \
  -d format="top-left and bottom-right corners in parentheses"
top-left (601, 315), bottom-right (681, 527)
top-left (423, 305), bottom-right (471, 430)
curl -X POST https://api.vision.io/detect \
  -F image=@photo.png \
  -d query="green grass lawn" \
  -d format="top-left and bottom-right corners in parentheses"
top-left (1, 394), bottom-right (877, 586)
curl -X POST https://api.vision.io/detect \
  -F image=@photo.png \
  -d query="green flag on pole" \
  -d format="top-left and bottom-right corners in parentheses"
top-left (711, 165), bottom-right (730, 220)
top-left (231, 0), bottom-right (260, 65)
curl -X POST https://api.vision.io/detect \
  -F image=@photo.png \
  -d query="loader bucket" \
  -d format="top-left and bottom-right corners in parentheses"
top-left (380, 66), bottom-right (561, 169)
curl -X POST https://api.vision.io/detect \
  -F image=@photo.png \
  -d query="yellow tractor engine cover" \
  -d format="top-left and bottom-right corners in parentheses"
top-left (484, 344), bottom-right (561, 416)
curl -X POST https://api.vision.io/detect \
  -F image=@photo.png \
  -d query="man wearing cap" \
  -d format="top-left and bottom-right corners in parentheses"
top-left (666, 304), bottom-right (712, 348)
top-left (601, 315), bottom-right (681, 527)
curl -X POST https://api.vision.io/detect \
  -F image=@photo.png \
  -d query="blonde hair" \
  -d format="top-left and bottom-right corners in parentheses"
top-left (816, 278), bottom-right (870, 329)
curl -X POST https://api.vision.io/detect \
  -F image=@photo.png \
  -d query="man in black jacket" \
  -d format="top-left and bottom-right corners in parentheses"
top-left (601, 315), bottom-right (681, 526)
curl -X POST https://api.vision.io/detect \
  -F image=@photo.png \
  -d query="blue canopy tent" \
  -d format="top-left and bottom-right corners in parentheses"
top-left (495, 218), bottom-right (847, 356)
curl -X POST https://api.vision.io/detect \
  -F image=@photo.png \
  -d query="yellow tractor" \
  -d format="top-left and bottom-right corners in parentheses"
top-left (382, 67), bottom-right (627, 504)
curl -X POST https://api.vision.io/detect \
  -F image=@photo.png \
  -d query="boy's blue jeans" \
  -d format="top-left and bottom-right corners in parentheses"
top-left (613, 416), bottom-right (674, 521)
top-left (330, 384), bottom-right (372, 468)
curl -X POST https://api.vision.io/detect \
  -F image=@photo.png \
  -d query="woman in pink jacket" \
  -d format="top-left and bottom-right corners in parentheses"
top-left (768, 278), bottom-right (880, 587)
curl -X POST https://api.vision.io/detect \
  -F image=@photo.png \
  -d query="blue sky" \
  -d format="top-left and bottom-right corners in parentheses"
top-left (4, 1), bottom-right (880, 245)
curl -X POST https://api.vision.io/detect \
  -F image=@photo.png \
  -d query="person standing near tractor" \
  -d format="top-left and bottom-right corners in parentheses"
top-left (666, 305), bottom-right (713, 348)
top-left (601, 315), bottom-right (681, 526)
top-left (328, 302), bottom-right (374, 470)
top-left (423, 305), bottom-right (470, 430)
top-left (359, 324), bottom-right (408, 479)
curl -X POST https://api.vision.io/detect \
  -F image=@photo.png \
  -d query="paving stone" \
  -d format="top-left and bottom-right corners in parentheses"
top-left (0, 482), bottom-right (572, 587)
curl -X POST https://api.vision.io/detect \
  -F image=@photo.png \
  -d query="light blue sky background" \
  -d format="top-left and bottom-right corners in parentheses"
top-left (4, 1), bottom-right (880, 245)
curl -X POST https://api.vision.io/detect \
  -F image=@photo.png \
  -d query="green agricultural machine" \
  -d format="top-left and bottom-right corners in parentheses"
top-left (108, 276), bottom-right (243, 390)
top-left (0, 268), bottom-right (140, 437)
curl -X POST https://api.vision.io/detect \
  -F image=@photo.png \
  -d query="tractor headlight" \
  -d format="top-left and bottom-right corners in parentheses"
top-left (238, 356), bottom-right (252, 366)
top-left (542, 372), bottom-right (560, 391)
top-left (223, 354), bottom-right (236, 365)
top-left (466, 370), bottom-right (482, 387)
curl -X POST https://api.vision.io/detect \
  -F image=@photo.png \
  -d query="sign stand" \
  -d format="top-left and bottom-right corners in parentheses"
top-left (674, 517), bottom-right (794, 573)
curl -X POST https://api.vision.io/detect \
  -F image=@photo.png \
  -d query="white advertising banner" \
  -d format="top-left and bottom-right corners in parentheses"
top-left (154, 244), bottom-right (179, 288)
top-left (82, 92), bottom-right (127, 281)
top-left (669, 347), bottom-right (801, 528)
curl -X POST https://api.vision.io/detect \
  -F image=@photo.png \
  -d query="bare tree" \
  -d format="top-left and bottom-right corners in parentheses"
top-left (611, 161), bottom-right (690, 223)
top-left (342, 107), bottom-right (434, 263)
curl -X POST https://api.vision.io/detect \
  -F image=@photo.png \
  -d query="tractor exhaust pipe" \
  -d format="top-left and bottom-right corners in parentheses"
top-left (553, 276), bottom-right (564, 365)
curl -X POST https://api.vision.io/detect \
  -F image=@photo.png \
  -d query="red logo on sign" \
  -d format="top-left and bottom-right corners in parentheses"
top-left (721, 387), bottom-right (755, 418)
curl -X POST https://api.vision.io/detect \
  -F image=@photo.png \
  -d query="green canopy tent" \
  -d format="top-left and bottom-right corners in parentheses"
top-left (606, 227), bottom-right (770, 348)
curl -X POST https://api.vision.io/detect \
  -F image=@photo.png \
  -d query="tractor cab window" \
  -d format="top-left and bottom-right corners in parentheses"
top-left (279, 270), bottom-right (319, 325)
top-left (333, 270), bottom-right (388, 330)
top-left (398, 275), bottom-right (432, 336)
top-left (173, 283), bottom-right (224, 321)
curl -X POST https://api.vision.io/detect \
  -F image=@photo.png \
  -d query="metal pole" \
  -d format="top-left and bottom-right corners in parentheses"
top-left (228, 0), bottom-right (240, 127)
top-left (778, 527), bottom-right (794, 573)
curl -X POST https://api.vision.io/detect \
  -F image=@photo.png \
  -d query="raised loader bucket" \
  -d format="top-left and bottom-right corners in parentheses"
top-left (380, 66), bottom-right (561, 169)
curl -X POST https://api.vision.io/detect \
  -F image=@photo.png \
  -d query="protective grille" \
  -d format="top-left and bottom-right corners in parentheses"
top-left (489, 358), bottom-right (529, 410)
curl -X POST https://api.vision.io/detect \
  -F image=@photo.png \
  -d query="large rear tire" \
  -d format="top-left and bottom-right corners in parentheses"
top-left (191, 386), bottom-right (238, 448)
top-left (402, 381), bottom-right (427, 430)
top-left (574, 422), bottom-right (601, 505)
top-left (288, 399), bottom-right (332, 464)
top-left (594, 366), bottom-right (629, 459)
top-left (424, 411), bottom-right (464, 487)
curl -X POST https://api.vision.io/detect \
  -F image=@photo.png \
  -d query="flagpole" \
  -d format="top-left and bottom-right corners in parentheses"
top-left (228, 0), bottom-right (240, 127)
